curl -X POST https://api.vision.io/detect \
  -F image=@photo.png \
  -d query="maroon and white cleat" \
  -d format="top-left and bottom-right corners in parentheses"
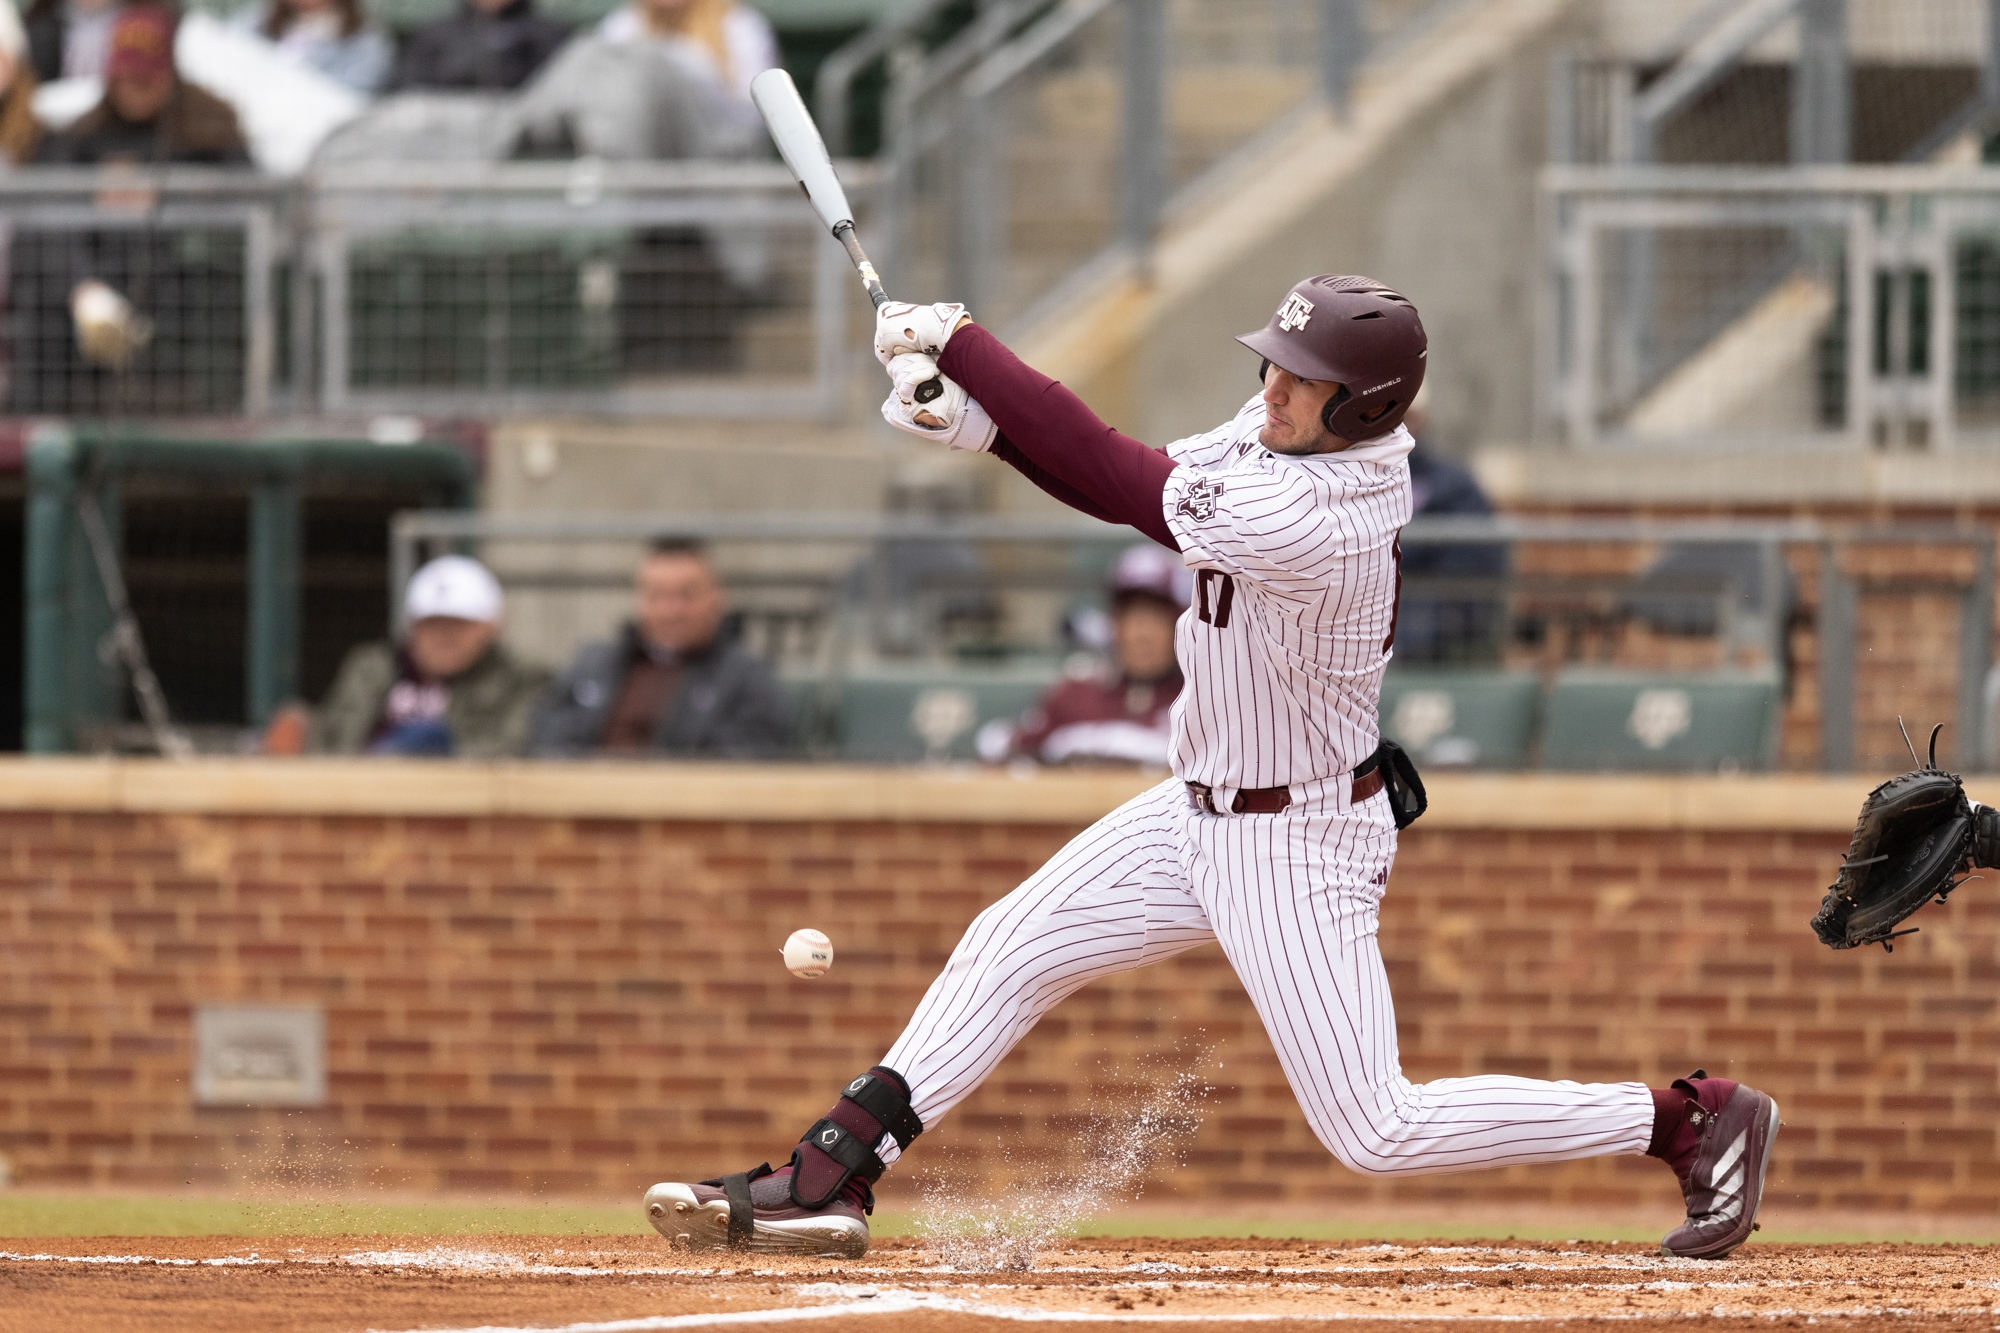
top-left (644, 1164), bottom-right (870, 1258)
top-left (1657, 1071), bottom-right (1782, 1260)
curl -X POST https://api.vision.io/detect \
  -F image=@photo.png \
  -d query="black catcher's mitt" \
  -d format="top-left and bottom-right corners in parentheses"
top-left (1810, 724), bottom-right (1999, 951)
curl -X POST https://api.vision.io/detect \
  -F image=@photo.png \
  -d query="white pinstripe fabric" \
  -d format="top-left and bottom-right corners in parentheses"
top-left (877, 778), bottom-right (1651, 1173)
top-left (1161, 397), bottom-right (1412, 791)
top-left (868, 398), bottom-right (1654, 1180)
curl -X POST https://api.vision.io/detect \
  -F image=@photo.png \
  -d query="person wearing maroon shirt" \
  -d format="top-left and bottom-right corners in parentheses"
top-left (528, 538), bottom-right (793, 758)
top-left (980, 543), bottom-right (1187, 767)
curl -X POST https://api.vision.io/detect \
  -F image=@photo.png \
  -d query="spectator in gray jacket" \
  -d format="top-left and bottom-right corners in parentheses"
top-left (530, 538), bottom-right (793, 759)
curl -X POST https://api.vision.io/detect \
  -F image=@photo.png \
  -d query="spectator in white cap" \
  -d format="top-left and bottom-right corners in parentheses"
top-left (978, 542), bottom-right (1189, 767)
top-left (307, 555), bottom-right (550, 757)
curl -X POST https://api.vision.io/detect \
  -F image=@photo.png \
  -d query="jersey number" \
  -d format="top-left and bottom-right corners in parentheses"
top-left (1196, 570), bottom-right (1235, 628)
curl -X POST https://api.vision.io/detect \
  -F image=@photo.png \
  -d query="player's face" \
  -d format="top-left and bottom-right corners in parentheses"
top-left (406, 616), bottom-right (499, 681)
top-left (109, 69), bottom-right (174, 124)
top-left (1113, 597), bottom-right (1179, 681)
top-left (1258, 363), bottom-right (1348, 455)
top-left (638, 553), bottom-right (728, 656)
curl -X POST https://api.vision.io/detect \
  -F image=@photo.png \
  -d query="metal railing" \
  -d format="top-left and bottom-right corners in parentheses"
top-left (870, 0), bottom-right (1467, 334)
top-left (0, 169), bottom-right (287, 420)
top-left (1536, 164), bottom-right (2000, 449)
top-left (1548, 0), bottom-right (1999, 171)
top-left (388, 510), bottom-right (2000, 772)
top-left (0, 161), bottom-right (875, 422)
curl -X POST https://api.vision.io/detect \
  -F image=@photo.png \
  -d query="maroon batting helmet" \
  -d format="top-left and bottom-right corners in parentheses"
top-left (1237, 275), bottom-right (1427, 442)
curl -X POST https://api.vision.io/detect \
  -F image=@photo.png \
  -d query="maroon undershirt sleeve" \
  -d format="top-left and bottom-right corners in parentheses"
top-left (940, 324), bottom-right (1180, 551)
top-left (990, 436), bottom-right (1119, 527)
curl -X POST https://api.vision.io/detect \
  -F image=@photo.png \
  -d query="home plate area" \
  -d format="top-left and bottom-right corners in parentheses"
top-left (4, 1236), bottom-right (1997, 1332)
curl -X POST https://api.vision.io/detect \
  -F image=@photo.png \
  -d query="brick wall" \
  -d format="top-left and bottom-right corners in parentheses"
top-left (0, 764), bottom-right (1994, 1216)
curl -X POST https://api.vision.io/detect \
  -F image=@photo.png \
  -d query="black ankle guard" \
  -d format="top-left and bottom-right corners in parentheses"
top-left (697, 1161), bottom-right (773, 1249)
top-left (787, 1067), bottom-right (923, 1210)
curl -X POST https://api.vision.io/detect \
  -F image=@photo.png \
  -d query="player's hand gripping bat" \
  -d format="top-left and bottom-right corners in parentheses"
top-left (749, 67), bottom-right (945, 412)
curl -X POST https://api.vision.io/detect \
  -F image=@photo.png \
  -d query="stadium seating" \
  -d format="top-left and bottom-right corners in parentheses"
top-left (786, 663), bottom-right (1062, 763)
top-left (1538, 668), bottom-right (1782, 772)
top-left (1378, 669), bottom-right (1540, 769)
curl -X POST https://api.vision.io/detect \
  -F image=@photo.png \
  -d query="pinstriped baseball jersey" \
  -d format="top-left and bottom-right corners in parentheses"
top-left (1159, 394), bottom-right (1415, 789)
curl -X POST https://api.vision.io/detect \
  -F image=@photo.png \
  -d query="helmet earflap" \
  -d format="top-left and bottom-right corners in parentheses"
top-left (1321, 385), bottom-right (1350, 436)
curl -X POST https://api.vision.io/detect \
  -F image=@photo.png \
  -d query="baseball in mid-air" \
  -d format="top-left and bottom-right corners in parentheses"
top-left (782, 928), bottom-right (834, 979)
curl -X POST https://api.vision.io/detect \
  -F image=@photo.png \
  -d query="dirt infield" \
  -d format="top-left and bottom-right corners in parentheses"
top-left (3, 1234), bottom-right (1996, 1332)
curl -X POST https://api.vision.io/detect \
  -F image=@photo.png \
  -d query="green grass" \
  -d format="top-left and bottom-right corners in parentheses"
top-left (0, 1196), bottom-right (1991, 1245)
top-left (0, 1195), bottom-right (654, 1238)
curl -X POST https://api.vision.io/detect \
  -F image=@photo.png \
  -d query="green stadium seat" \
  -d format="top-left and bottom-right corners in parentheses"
top-left (801, 664), bottom-right (1063, 763)
top-left (1539, 669), bottom-right (1781, 772)
top-left (1378, 670), bottom-right (1541, 769)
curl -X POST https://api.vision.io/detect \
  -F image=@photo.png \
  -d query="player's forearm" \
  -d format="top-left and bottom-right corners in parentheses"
top-left (941, 324), bottom-right (1179, 549)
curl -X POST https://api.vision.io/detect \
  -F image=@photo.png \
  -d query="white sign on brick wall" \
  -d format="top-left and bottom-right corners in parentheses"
top-left (193, 1004), bottom-right (326, 1107)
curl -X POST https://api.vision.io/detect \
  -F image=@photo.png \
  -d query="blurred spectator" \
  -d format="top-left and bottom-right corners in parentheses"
top-left (979, 544), bottom-right (1188, 767)
top-left (309, 556), bottom-right (550, 757)
top-left (36, 5), bottom-right (249, 164)
top-left (597, 0), bottom-right (774, 126)
top-left (530, 539), bottom-right (794, 759)
top-left (23, 0), bottom-right (118, 82)
top-left (9, 6), bottom-right (249, 413)
top-left (0, 0), bottom-right (42, 163)
top-left (502, 30), bottom-right (727, 160)
top-left (230, 0), bottom-right (391, 94)
top-left (397, 0), bottom-right (568, 92)
top-left (1394, 397), bottom-right (1507, 665)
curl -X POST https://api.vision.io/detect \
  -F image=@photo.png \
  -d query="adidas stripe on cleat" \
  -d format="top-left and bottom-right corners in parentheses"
top-left (1659, 1080), bottom-right (1782, 1260)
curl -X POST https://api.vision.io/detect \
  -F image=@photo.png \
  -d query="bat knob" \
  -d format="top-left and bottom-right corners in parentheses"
top-left (913, 377), bottom-right (944, 404)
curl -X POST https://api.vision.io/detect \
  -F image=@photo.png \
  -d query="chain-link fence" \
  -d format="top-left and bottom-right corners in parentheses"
top-left (1556, 0), bottom-right (1995, 168)
top-left (0, 161), bottom-right (865, 421)
top-left (1535, 165), bottom-right (2000, 449)
top-left (0, 169), bottom-right (284, 419)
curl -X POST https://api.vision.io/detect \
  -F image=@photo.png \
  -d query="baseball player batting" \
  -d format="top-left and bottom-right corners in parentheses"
top-left (645, 275), bottom-right (1780, 1262)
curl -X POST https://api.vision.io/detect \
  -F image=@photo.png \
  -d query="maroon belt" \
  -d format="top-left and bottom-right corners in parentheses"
top-left (1187, 753), bottom-right (1383, 816)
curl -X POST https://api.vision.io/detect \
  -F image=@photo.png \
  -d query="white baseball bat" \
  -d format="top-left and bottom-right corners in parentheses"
top-left (750, 67), bottom-right (943, 404)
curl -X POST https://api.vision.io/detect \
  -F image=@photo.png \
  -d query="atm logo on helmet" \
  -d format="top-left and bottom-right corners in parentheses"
top-left (1277, 292), bottom-right (1315, 332)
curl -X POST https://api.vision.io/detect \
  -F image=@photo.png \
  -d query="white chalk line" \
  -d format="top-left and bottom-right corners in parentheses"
top-left (0, 1251), bottom-right (273, 1266)
top-left (370, 1288), bottom-right (2000, 1333)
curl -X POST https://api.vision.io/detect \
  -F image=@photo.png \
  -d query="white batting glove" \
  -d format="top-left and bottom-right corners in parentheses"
top-left (874, 300), bottom-right (969, 369)
top-left (880, 351), bottom-right (996, 453)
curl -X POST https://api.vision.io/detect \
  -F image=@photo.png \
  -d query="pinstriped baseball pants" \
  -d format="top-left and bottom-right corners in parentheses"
top-left (877, 777), bottom-right (1653, 1176)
